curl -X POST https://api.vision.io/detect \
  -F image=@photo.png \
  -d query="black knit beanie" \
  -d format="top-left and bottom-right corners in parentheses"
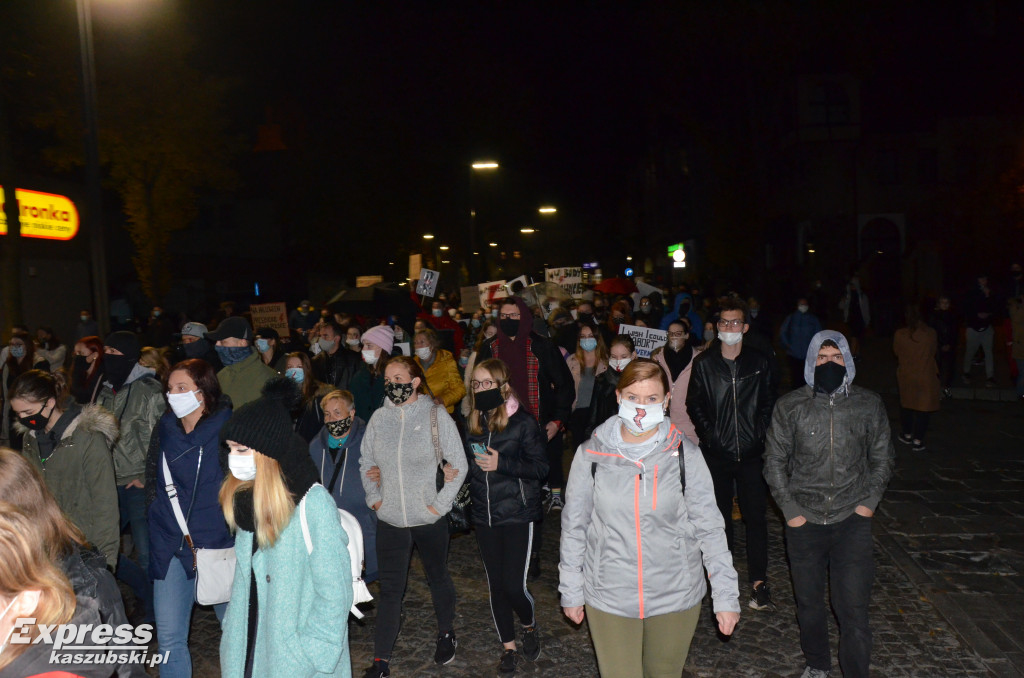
top-left (221, 377), bottom-right (302, 461)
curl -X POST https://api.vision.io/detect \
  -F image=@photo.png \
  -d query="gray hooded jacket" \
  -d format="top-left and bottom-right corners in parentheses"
top-left (558, 416), bottom-right (739, 619)
top-left (764, 330), bottom-right (894, 524)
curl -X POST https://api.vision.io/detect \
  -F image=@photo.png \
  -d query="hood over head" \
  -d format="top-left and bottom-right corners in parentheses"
top-left (804, 329), bottom-right (856, 391)
top-left (673, 293), bottom-right (693, 314)
top-left (497, 295), bottom-right (534, 342)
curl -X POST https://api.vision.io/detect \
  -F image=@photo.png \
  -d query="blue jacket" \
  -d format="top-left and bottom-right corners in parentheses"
top-left (779, 310), bottom-right (823, 360)
top-left (660, 293), bottom-right (704, 333)
top-left (309, 416), bottom-right (378, 582)
top-left (147, 400), bottom-right (234, 581)
top-left (220, 484), bottom-right (353, 678)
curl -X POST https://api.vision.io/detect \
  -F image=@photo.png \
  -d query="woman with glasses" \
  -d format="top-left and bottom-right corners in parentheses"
top-left (465, 359), bottom-right (548, 673)
top-left (653, 319), bottom-right (701, 444)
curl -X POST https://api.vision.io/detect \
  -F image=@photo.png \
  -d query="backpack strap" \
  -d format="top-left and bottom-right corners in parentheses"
top-left (590, 444), bottom-right (686, 493)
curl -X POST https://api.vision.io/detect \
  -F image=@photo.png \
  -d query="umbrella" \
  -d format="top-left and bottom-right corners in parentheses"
top-left (327, 282), bottom-right (420, 333)
top-left (516, 282), bottom-right (571, 310)
top-left (594, 278), bottom-right (638, 295)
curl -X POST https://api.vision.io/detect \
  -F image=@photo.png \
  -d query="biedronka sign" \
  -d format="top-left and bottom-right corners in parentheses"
top-left (0, 186), bottom-right (79, 240)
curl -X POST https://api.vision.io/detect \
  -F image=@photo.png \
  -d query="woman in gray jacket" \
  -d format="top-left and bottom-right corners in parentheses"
top-left (359, 356), bottom-right (468, 678)
top-left (558, 358), bottom-right (740, 678)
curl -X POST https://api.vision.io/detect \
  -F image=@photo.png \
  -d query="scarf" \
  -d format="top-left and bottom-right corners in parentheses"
top-left (491, 296), bottom-right (540, 417)
top-left (663, 344), bottom-right (693, 381)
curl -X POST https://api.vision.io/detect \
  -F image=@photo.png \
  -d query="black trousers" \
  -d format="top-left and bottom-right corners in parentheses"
top-left (704, 454), bottom-right (769, 584)
top-left (899, 408), bottom-right (931, 441)
top-left (476, 522), bottom-right (536, 643)
top-left (374, 518), bottom-right (456, 660)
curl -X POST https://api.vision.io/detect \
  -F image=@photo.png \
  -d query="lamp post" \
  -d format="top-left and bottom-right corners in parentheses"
top-left (470, 161), bottom-right (498, 281)
top-left (76, 0), bottom-right (109, 335)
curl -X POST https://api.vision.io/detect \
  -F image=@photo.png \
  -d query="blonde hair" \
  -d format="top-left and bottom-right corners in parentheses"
top-left (139, 346), bottom-right (171, 380)
top-left (320, 389), bottom-right (354, 412)
top-left (0, 503), bottom-right (76, 670)
top-left (219, 452), bottom-right (295, 549)
top-left (468, 359), bottom-right (516, 435)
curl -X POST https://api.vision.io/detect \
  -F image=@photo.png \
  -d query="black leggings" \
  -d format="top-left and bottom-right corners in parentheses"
top-left (476, 522), bottom-right (536, 643)
top-left (900, 408), bottom-right (931, 441)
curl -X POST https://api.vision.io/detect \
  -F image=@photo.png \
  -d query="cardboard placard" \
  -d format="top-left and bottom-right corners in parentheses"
top-left (416, 268), bottom-right (440, 297)
top-left (408, 253), bottom-right (422, 285)
top-left (478, 280), bottom-right (508, 310)
top-left (250, 302), bottom-right (290, 336)
top-left (618, 323), bottom-right (667, 358)
top-left (356, 275), bottom-right (383, 288)
top-left (545, 266), bottom-right (584, 298)
top-left (460, 286), bottom-right (481, 313)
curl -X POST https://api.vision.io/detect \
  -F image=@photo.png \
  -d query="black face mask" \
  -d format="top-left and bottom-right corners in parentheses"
top-left (183, 339), bottom-right (209, 359)
top-left (326, 417), bottom-right (352, 439)
top-left (73, 355), bottom-right (90, 374)
top-left (384, 381), bottom-right (414, 405)
top-left (499, 319), bottom-right (520, 338)
top-left (814, 361), bottom-right (847, 394)
top-left (577, 312), bottom-right (594, 325)
top-left (18, 402), bottom-right (53, 431)
top-left (104, 354), bottom-right (134, 390)
top-left (474, 388), bottom-right (505, 412)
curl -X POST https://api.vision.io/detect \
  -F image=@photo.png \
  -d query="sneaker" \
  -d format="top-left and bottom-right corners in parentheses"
top-left (497, 649), bottom-right (521, 674)
top-left (522, 625), bottom-right (541, 661)
top-left (547, 493), bottom-right (564, 512)
top-left (434, 631), bottom-right (457, 665)
top-left (912, 440), bottom-right (926, 452)
top-left (363, 659), bottom-right (390, 678)
top-left (897, 433), bottom-right (913, 445)
top-left (800, 667), bottom-right (830, 678)
top-left (749, 582), bottom-right (776, 611)
top-left (943, 388), bottom-right (952, 400)
top-left (527, 553), bottom-right (540, 581)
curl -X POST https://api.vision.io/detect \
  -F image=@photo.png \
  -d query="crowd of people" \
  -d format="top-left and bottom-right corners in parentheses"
top-left (1, 263), bottom-right (1021, 678)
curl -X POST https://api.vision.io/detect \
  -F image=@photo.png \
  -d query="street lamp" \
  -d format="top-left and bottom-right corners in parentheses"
top-left (472, 161), bottom-right (499, 170)
top-left (520, 228), bottom-right (535, 234)
top-left (422, 233), bottom-right (434, 239)
top-left (470, 160), bottom-right (499, 281)
top-left (538, 206), bottom-right (557, 214)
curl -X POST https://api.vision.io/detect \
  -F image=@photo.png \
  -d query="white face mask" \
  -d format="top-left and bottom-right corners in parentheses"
top-left (346, 338), bottom-right (361, 347)
top-left (166, 389), bottom-right (202, 419)
top-left (798, 304), bottom-right (809, 313)
top-left (618, 399), bottom-right (666, 435)
top-left (362, 349), bottom-right (379, 365)
top-left (719, 331), bottom-right (743, 346)
top-left (228, 454), bottom-right (256, 481)
top-left (415, 347), bottom-right (432, 361)
top-left (317, 337), bottom-right (336, 353)
top-left (609, 358), bottom-right (632, 372)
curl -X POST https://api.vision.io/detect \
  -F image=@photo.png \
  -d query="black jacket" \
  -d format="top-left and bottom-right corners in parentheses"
top-left (685, 345), bottom-right (776, 462)
top-left (477, 332), bottom-right (574, 428)
top-left (585, 369), bottom-right (621, 439)
top-left (311, 347), bottom-right (360, 391)
top-left (465, 407), bottom-right (549, 527)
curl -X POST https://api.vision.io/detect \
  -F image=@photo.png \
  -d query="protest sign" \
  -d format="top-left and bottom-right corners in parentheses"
top-left (545, 266), bottom-right (584, 298)
top-left (460, 286), bottom-right (481, 312)
top-left (250, 303), bottom-right (290, 336)
top-left (356, 276), bottom-right (383, 288)
top-left (618, 323), bottom-right (667, 358)
top-left (416, 268), bottom-right (440, 297)
top-left (478, 280), bottom-right (507, 309)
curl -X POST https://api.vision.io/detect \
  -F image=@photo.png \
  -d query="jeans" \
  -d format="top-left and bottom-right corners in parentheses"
top-left (374, 518), bottom-right (456, 660)
top-left (153, 558), bottom-right (227, 678)
top-left (899, 408), bottom-right (931, 442)
top-left (476, 522), bottom-right (535, 643)
top-left (705, 455), bottom-right (769, 583)
top-left (963, 327), bottom-right (994, 379)
top-left (116, 484), bottom-right (153, 620)
top-left (786, 514), bottom-right (875, 678)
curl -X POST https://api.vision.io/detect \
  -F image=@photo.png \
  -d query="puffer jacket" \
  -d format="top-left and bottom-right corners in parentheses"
top-left (764, 330), bottom-right (894, 525)
top-left (96, 363), bottom-right (166, 485)
top-left (685, 344), bottom-right (776, 462)
top-left (417, 348), bottom-right (466, 414)
top-left (21, 403), bottom-right (121, 568)
top-left (465, 402), bottom-right (548, 527)
top-left (558, 417), bottom-right (740, 619)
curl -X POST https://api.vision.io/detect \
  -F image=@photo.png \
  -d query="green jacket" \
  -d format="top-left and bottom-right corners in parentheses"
top-left (21, 404), bottom-right (121, 568)
top-left (96, 365), bottom-right (166, 486)
top-left (217, 351), bottom-right (278, 409)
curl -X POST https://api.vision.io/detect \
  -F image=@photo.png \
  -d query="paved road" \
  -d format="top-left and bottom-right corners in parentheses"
top-left (152, 340), bottom-right (1023, 677)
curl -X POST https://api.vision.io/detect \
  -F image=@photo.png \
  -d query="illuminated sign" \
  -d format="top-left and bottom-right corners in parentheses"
top-left (0, 187), bottom-right (79, 240)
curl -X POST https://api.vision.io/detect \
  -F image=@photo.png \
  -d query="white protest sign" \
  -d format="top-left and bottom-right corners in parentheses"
top-left (618, 323), bottom-right (667, 358)
top-left (545, 267), bottom-right (584, 299)
top-left (395, 342), bottom-right (411, 357)
top-left (416, 268), bottom-right (440, 297)
top-left (478, 280), bottom-right (507, 309)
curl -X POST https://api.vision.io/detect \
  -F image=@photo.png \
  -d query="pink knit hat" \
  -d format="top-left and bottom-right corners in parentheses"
top-left (361, 325), bottom-right (395, 354)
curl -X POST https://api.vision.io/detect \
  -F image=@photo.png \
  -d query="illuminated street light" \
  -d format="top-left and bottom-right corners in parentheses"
top-left (520, 228), bottom-right (535, 234)
top-left (423, 233), bottom-right (434, 239)
top-left (472, 161), bottom-right (499, 170)
top-left (538, 206), bottom-right (557, 214)
top-left (489, 242), bottom-right (499, 247)
top-left (439, 245), bottom-right (450, 250)
top-left (626, 256), bottom-right (633, 261)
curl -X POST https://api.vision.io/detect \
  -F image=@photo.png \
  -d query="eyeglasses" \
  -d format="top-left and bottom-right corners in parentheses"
top-left (716, 319), bottom-right (744, 329)
top-left (499, 313), bottom-right (520, 320)
top-left (471, 379), bottom-right (497, 390)
top-left (667, 331), bottom-right (686, 338)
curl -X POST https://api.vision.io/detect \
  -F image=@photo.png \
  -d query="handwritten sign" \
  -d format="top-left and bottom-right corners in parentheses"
top-left (545, 267), bottom-right (584, 299)
top-left (618, 323), bottom-right (667, 358)
top-left (416, 268), bottom-right (439, 297)
top-left (478, 280), bottom-right (507, 310)
top-left (250, 302), bottom-right (289, 336)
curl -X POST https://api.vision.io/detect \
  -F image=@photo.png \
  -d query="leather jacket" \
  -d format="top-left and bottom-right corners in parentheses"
top-left (685, 345), bottom-right (776, 462)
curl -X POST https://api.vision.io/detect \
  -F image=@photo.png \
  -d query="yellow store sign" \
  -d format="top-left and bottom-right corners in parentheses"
top-left (0, 186), bottom-right (79, 240)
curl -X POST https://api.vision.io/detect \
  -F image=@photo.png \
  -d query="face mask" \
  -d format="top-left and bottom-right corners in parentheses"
top-left (719, 331), bottom-right (743, 346)
top-left (10, 345), bottom-right (25, 359)
top-left (317, 337), bottom-right (336, 353)
top-left (393, 329), bottom-right (405, 341)
top-left (183, 339), bottom-right (208, 358)
top-left (432, 309), bottom-right (444, 318)
top-left (640, 304), bottom-right (651, 312)
top-left (668, 339), bottom-right (685, 351)
top-left (73, 355), bottom-right (90, 373)
top-left (798, 305), bottom-right (809, 314)
top-left (103, 354), bottom-right (134, 389)
top-left (703, 329), bottom-right (715, 343)
top-left (362, 349), bottom-right (379, 365)
top-left (346, 338), bottom-right (361, 347)
top-left (814, 361), bottom-right (847, 394)
top-left (609, 357), bottom-right (631, 372)
top-left (577, 312), bottom-right (594, 325)
top-left (458, 356), bottom-right (469, 367)
top-left (471, 318), bottom-right (481, 328)
top-left (18, 402), bottom-right (52, 431)
top-left (680, 303), bottom-right (691, 315)
top-left (490, 309), bottom-right (498, 318)
top-left (255, 339), bottom-right (270, 353)
top-left (474, 387), bottom-right (505, 411)
top-left (299, 309), bottom-right (309, 316)
top-left (167, 390), bottom-right (202, 418)
top-left (152, 310), bottom-right (162, 318)
top-left (612, 315), bottom-right (625, 325)
top-left (326, 417), bottom-right (352, 439)
top-left (285, 367), bottom-right (304, 383)
top-left (618, 398), bottom-right (665, 435)
top-left (580, 337), bottom-right (597, 352)
top-left (570, 310), bottom-right (578, 320)
top-left (228, 454), bottom-right (257, 481)
top-left (499, 319), bottom-right (520, 338)
top-left (80, 315), bottom-right (90, 323)
top-left (415, 347), bottom-right (433, 361)
top-left (384, 381), bottom-right (415, 405)
top-left (750, 309), bottom-right (759, 318)
top-left (448, 308), bottom-right (457, 318)
top-left (216, 345), bottom-right (252, 366)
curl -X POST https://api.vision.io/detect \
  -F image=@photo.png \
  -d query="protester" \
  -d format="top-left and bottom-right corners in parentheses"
top-left (460, 320), bottom-right (497, 419)
top-left (77, 309), bottom-right (99, 340)
top-left (34, 327), bottom-right (67, 372)
top-left (780, 298), bottom-right (823, 388)
top-left (349, 325), bottom-right (395, 422)
top-left (312, 320), bottom-right (362, 392)
top-left (145, 359), bottom-right (233, 677)
top-left (893, 304), bottom-right (941, 452)
top-left (309, 389), bottom-right (377, 583)
top-left (70, 335), bottom-right (106, 405)
top-left (418, 300), bottom-right (465, 354)
top-left (171, 321), bottom-right (223, 371)
top-left (764, 330), bottom-right (894, 678)
top-left (2, 328), bottom-right (49, 448)
top-left (359, 356), bottom-right (468, 678)
top-left (139, 346), bottom-right (171, 382)
top-left (219, 378), bottom-right (353, 678)
top-left (962, 274), bottom-right (998, 387)
top-left (634, 295), bottom-right (662, 328)
top-left (465, 359), bottom-right (548, 673)
top-left (559, 358), bottom-right (740, 677)
top-left (929, 296), bottom-right (958, 398)
top-left (283, 351), bottom-right (330, 442)
top-left (145, 306), bottom-right (176, 348)
top-left (566, 324), bottom-right (609, 472)
top-left (653, 320), bottom-right (701, 445)
top-left (205, 316), bottom-right (278, 408)
top-left (255, 326), bottom-right (287, 371)
top-left (659, 292), bottom-right (703, 336)
top-left (839, 277), bottom-right (870, 359)
top-left (12, 370), bottom-right (119, 568)
top-left (414, 328), bottom-right (466, 415)
top-left (289, 300), bottom-right (319, 339)
top-left (599, 300), bottom-right (633, 346)
top-left (686, 298), bottom-right (777, 612)
top-left (345, 325), bottom-right (364, 352)
top-left (584, 335), bottom-right (636, 439)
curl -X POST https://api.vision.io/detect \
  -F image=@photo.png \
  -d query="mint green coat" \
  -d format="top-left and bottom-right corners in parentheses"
top-left (220, 484), bottom-right (353, 678)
